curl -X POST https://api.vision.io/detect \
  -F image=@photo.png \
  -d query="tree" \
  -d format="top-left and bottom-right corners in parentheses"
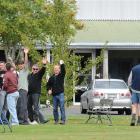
top-left (43, 0), bottom-right (103, 105)
top-left (0, 0), bottom-right (103, 105)
top-left (0, 0), bottom-right (48, 62)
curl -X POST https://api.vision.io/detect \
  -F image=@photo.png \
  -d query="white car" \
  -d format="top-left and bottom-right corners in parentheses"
top-left (80, 79), bottom-right (132, 115)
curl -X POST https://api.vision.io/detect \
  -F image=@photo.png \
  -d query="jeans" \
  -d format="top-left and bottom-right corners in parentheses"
top-left (17, 89), bottom-right (28, 124)
top-left (7, 91), bottom-right (19, 124)
top-left (0, 90), bottom-right (7, 122)
top-left (53, 93), bottom-right (66, 122)
top-left (131, 92), bottom-right (140, 104)
top-left (28, 94), bottom-right (40, 122)
top-left (0, 90), bottom-right (6, 113)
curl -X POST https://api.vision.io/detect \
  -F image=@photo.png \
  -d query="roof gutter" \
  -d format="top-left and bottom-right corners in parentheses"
top-left (37, 42), bottom-right (140, 50)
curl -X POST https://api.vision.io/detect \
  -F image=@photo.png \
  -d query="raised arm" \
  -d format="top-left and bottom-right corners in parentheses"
top-left (38, 57), bottom-right (48, 78)
top-left (60, 60), bottom-right (66, 77)
top-left (38, 66), bottom-right (46, 78)
top-left (46, 77), bottom-right (53, 95)
top-left (46, 77), bottom-right (52, 91)
top-left (24, 48), bottom-right (29, 69)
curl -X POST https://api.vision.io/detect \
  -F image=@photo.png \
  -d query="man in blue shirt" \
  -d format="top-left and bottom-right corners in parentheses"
top-left (128, 64), bottom-right (140, 126)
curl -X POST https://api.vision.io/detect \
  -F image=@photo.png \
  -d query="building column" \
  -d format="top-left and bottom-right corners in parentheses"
top-left (46, 49), bottom-right (51, 82)
top-left (103, 49), bottom-right (109, 79)
top-left (92, 49), bottom-right (96, 80)
top-left (46, 49), bottom-right (51, 63)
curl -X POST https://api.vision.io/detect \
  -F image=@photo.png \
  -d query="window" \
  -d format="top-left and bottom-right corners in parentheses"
top-left (94, 81), bottom-right (127, 89)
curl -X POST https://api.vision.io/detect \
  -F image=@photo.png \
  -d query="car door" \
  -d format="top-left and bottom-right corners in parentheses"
top-left (83, 81), bottom-right (94, 109)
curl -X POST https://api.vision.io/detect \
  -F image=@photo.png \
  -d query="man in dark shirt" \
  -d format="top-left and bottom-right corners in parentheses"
top-left (28, 58), bottom-right (48, 124)
top-left (47, 60), bottom-right (66, 125)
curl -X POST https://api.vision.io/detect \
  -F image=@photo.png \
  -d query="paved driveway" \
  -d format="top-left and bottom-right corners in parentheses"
top-left (41, 105), bottom-right (82, 116)
top-left (41, 105), bottom-right (119, 120)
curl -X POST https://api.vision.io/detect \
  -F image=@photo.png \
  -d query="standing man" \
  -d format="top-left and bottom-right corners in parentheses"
top-left (0, 61), bottom-right (7, 123)
top-left (17, 48), bottom-right (29, 125)
top-left (3, 63), bottom-right (19, 125)
top-left (28, 58), bottom-right (48, 124)
top-left (128, 64), bottom-right (140, 126)
top-left (47, 60), bottom-right (66, 125)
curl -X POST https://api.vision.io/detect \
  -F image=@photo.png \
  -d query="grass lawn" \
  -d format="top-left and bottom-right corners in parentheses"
top-left (0, 115), bottom-right (140, 140)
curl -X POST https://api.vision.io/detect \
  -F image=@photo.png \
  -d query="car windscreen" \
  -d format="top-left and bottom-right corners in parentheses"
top-left (94, 81), bottom-right (127, 89)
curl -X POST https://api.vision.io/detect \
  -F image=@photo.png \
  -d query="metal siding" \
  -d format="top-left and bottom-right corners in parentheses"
top-left (76, 0), bottom-right (140, 20)
top-left (73, 21), bottom-right (140, 43)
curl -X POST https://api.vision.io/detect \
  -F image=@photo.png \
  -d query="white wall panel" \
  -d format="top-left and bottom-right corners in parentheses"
top-left (76, 0), bottom-right (140, 20)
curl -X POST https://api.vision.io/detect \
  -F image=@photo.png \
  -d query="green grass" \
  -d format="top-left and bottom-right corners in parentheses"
top-left (0, 115), bottom-right (140, 140)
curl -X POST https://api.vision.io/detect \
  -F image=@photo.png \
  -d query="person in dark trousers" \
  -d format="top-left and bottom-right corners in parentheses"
top-left (0, 61), bottom-right (7, 124)
top-left (28, 58), bottom-right (48, 124)
top-left (17, 48), bottom-right (30, 125)
top-left (128, 64), bottom-right (140, 126)
top-left (3, 63), bottom-right (19, 125)
top-left (47, 60), bottom-right (66, 125)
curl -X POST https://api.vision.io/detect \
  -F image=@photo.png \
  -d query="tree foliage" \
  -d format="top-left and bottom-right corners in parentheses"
top-left (44, 0), bottom-right (102, 105)
top-left (0, 0), bottom-right (103, 105)
top-left (0, 0), bottom-right (48, 62)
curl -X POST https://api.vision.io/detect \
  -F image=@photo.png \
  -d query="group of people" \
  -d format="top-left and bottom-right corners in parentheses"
top-left (2, 47), bottom-right (140, 127)
top-left (0, 48), bottom-right (66, 126)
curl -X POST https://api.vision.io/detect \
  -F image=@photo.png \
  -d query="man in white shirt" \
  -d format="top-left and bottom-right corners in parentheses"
top-left (17, 48), bottom-right (29, 125)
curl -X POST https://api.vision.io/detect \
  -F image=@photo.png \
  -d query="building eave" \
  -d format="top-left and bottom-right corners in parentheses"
top-left (35, 42), bottom-right (140, 50)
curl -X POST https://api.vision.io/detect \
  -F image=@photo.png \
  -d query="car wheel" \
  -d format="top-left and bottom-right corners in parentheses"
top-left (118, 110), bottom-right (124, 115)
top-left (80, 105), bottom-right (87, 114)
top-left (125, 109), bottom-right (131, 115)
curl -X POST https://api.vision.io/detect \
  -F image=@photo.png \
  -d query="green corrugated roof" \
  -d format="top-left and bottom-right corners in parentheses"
top-left (73, 21), bottom-right (140, 43)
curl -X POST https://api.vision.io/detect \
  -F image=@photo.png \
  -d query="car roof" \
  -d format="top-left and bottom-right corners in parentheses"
top-left (95, 79), bottom-right (125, 82)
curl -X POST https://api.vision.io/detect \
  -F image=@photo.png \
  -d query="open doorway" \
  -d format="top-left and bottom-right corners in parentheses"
top-left (0, 50), bottom-right (6, 61)
top-left (74, 52), bottom-right (92, 105)
top-left (109, 50), bottom-right (140, 82)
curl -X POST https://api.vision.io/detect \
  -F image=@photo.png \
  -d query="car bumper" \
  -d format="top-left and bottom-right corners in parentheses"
top-left (89, 98), bottom-right (131, 110)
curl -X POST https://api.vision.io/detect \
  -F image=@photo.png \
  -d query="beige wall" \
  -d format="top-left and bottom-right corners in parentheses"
top-left (76, 0), bottom-right (140, 20)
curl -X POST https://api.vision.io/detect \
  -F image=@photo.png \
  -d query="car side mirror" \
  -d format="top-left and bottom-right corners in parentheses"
top-left (80, 87), bottom-right (88, 92)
